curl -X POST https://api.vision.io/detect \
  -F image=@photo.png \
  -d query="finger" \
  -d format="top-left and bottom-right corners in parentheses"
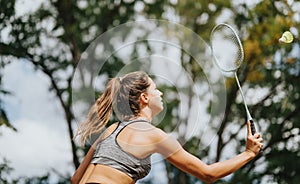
top-left (257, 138), bottom-right (263, 143)
top-left (259, 143), bottom-right (264, 149)
top-left (254, 133), bottom-right (261, 138)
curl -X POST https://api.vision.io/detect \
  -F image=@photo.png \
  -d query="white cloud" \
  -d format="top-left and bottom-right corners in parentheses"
top-left (0, 119), bottom-right (72, 178)
top-left (3, 61), bottom-right (64, 124)
top-left (1, 61), bottom-right (73, 179)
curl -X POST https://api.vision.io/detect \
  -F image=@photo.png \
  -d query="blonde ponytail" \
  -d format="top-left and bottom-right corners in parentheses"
top-left (74, 77), bottom-right (121, 145)
top-left (74, 71), bottom-right (150, 146)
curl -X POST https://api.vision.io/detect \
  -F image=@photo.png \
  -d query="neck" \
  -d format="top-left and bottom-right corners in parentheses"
top-left (135, 110), bottom-right (152, 123)
top-left (134, 116), bottom-right (151, 123)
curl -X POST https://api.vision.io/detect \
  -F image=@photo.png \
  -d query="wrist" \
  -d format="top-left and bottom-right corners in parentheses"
top-left (244, 149), bottom-right (256, 159)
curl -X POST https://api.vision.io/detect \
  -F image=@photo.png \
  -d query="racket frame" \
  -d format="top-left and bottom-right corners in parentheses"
top-left (210, 23), bottom-right (257, 135)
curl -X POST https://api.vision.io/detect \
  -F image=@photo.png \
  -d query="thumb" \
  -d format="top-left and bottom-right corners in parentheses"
top-left (246, 120), bottom-right (252, 136)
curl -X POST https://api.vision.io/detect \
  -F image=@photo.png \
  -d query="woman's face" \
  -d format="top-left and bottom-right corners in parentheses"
top-left (146, 78), bottom-right (164, 117)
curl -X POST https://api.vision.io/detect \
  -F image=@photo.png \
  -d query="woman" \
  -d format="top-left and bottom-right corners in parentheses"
top-left (71, 71), bottom-right (263, 184)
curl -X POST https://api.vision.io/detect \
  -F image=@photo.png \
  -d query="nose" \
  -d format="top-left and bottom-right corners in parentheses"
top-left (160, 90), bottom-right (163, 97)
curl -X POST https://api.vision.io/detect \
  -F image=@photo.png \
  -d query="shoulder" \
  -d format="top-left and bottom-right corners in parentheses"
top-left (132, 122), bottom-right (167, 138)
top-left (149, 125), bottom-right (170, 141)
top-left (104, 122), bottom-right (119, 134)
top-left (94, 122), bottom-right (119, 144)
top-left (127, 122), bottom-right (183, 156)
top-left (140, 124), bottom-right (182, 151)
top-left (126, 121), bottom-right (169, 143)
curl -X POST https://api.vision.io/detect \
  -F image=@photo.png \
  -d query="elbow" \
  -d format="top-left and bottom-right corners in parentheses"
top-left (186, 162), bottom-right (219, 183)
top-left (208, 177), bottom-right (218, 184)
top-left (202, 174), bottom-right (218, 184)
top-left (200, 167), bottom-right (219, 184)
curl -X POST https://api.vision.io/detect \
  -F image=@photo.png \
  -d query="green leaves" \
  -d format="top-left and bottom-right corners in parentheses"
top-left (0, 0), bottom-right (299, 183)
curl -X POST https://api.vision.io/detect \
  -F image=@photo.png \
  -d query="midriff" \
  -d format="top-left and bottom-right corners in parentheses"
top-left (79, 164), bottom-right (134, 184)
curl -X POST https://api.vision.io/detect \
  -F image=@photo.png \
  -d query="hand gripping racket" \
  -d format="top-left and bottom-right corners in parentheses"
top-left (210, 23), bottom-right (257, 135)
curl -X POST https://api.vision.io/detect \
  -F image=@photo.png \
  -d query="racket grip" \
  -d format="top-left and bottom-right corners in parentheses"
top-left (250, 119), bottom-right (263, 153)
top-left (249, 119), bottom-right (256, 135)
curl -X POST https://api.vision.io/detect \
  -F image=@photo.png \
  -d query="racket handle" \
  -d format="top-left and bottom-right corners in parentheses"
top-left (250, 119), bottom-right (263, 153)
top-left (249, 119), bottom-right (256, 135)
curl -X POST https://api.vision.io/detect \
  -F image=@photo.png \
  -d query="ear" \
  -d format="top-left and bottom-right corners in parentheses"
top-left (140, 92), bottom-right (149, 104)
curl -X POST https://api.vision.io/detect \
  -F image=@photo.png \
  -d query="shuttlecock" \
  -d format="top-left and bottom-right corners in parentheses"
top-left (279, 31), bottom-right (294, 43)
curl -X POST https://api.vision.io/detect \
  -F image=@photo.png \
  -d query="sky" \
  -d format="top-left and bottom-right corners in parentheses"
top-left (0, 61), bottom-right (74, 180)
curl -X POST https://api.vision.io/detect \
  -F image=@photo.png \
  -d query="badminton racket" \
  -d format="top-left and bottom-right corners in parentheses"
top-left (210, 23), bottom-right (257, 135)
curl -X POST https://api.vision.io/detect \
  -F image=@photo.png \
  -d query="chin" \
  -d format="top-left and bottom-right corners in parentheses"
top-left (158, 107), bottom-right (164, 114)
top-left (153, 108), bottom-right (163, 117)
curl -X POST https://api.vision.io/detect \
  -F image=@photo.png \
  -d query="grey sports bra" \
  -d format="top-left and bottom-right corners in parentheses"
top-left (91, 119), bottom-right (151, 182)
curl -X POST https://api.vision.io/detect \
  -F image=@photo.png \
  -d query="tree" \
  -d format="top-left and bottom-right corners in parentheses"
top-left (0, 0), bottom-right (169, 181)
top-left (1, 0), bottom-right (300, 183)
top-left (174, 0), bottom-right (300, 183)
top-left (0, 0), bottom-right (17, 132)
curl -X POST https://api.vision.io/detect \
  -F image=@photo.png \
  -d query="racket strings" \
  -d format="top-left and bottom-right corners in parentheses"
top-left (211, 26), bottom-right (244, 72)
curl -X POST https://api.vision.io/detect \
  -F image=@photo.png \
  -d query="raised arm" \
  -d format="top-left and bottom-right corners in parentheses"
top-left (153, 121), bottom-right (263, 183)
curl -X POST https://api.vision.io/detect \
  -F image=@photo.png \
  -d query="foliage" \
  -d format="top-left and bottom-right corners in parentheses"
top-left (1, 0), bottom-right (300, 183)
top-left (176, 0), bottom-right (300, 183)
